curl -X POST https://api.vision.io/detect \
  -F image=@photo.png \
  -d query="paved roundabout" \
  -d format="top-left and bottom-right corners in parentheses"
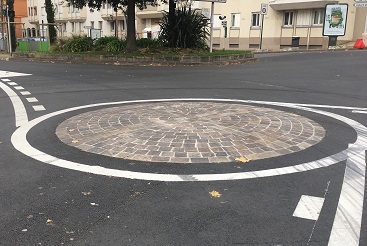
top-left (11, 98), bottom-right (367, 181)
top-left (56, 102), bottom-right (325, 163)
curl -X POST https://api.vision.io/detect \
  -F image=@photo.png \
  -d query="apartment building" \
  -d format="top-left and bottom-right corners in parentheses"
top-left (22, 0), bottom-right (367, 50)
top-left (204, 0), bottom-right (367, 50)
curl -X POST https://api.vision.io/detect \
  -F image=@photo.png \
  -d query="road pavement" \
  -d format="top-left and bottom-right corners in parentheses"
top-left (0, 50), bottom-right (367, 245)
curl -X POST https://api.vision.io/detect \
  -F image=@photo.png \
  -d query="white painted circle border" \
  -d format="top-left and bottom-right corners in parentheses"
top-left (11, 98), bottom-right (367, 182)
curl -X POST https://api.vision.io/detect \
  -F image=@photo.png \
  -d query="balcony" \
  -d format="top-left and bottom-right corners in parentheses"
top-left (136, 5), bottom-right (165, 19)
top-left (28, 16), bottom-right (39, 24)
top-left (269, 0), bottom-right (338, 10)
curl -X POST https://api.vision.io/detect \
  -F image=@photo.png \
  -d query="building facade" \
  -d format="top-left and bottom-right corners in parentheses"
top-left (21, 0), bottom-right (367, 50)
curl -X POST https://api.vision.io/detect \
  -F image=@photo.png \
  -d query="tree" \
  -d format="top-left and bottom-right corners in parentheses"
top-left (68, 0), bottom-right (159, 51)
top-left (6, 0), bottom-right (16, 52)
top-left (45, 0), bottom-right (57, 44)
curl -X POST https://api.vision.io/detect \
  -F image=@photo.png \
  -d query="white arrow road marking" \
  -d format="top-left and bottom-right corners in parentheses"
top-left (328, 148), bottom-right (366, 246)
top-left (0, 82), bottom-right (28, 127)
top-left (0, 70), bottom-right (31, 78)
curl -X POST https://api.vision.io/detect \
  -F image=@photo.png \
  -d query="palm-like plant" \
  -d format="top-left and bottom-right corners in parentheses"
top-left (159, 7), bottom-right (209, 49)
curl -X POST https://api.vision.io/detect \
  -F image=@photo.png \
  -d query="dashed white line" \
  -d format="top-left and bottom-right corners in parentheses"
top-left (7, 82), bottom-right (17, 86)
top-left (32, 105), bottom-right (45, 111)
top-left (1, 78), bottom-right (11, 82)
top-left (26, 97), bottom-right (38, 103)
top-left (293, 195), bottom-right (325, 221)
top-left (14, 86), bottom-right (24, 90)
top-left (20, 91), bottom-right (31, 96)
top-left (0, 82), bottom-right (28, 127)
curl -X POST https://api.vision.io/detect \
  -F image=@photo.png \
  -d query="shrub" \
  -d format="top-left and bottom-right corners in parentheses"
top-left (50, 38), bottom-right (69, 52)
top-left (136, 38), bottom-right (162, 48)
top-left (95, 36), bottom-right (120, 50)
top-left (106, 39), bottom-right (126, 52)
top-left (63, 36), bottom-right (93, 52)
top-left (159, 7), bottom-right (209, 49)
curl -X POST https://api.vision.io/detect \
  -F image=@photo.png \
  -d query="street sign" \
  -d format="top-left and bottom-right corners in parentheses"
top-left (196, 0), bottom-right (227, 2)
top-left (354, 3), bottom-right (367, 7)
top-left (221, 20), bottom-right (227, 26)
top-left (261, 3), bottom-right (268, 15)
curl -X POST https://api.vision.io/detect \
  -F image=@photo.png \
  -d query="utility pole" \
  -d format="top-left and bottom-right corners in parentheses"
top-left (1, 0), bottom-right (4, 50)
top-left (6, 5), bottom-right (12, 55)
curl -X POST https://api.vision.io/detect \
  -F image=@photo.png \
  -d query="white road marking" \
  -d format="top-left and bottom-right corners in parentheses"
top-left (7, 82), bottom-right (17, 86)
top-left (20, 91), bottom-right (31, 96)
top-left (328, 148), bottom-right (366, 246)
top-left (32, 105), bottom-right (45, 111)
top-left (352, 110), bottom-right (367, 114)
top-left (293, 195), bottom-right (325, 220)
top-left (0, 70), bottom-right (32, 78)
top-left (26, 97), bottom-right (38, 103)
top-left (14, 86), bottom-right (24, 90)
top-left (10, 98), bottom-right (367, 182)
top-left (1, 79), bottom-right (11, 82)
top-left (0, 82), bottom-right (28, 127)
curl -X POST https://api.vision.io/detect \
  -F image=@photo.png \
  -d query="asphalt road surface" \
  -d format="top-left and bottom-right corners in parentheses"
top-left (1, 50), bottom-right (367, 246)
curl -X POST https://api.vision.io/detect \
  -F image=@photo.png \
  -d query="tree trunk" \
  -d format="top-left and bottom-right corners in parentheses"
top-left (125, 0), bottom-right (137, 51)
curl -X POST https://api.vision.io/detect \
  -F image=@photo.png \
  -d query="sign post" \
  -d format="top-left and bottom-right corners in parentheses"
top-left (259, 3), bottom-right (268, 50)
top-left (323, 4), bottom-right (348, 47)
top-left (196, 0), bottom-right (227, 53)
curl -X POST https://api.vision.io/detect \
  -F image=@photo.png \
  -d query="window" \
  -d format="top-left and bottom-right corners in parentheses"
top-left (28, 7), bottom-right (31, 16)
top-left (231, 13), bottom-right (240, 28)
top-left (54, 5), bottom-right (58, 14)
top-left (41, 6), bottom-right (45, 16)
top-left (110, 22), bottom-right (115, 32)
top-left (296, 9), bottom-right (311, 26)
top-left (251, 12), bottom-right (260, 27)
top-left (33, 7), bottom-right (37, 16)
top-left (98, 21), bottom-right (103, 29)
top-left (283, 11), bottom-right (294, 26)
top-left (313, 9), bottom-right (324, 25)
top-left (90, 21), bottom-right (94, 29)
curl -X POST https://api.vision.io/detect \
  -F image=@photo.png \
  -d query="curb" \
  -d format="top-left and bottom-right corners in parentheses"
top-left (9, 52), bottom-right (256, 66)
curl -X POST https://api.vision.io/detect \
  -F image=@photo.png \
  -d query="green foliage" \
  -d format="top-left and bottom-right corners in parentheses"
top-left (159, 7), bottom-right (209, 49)
top-left (63, 36), bottom-right (93, 52)
top-left (136, 38), bottom-right (162, 48)
top-left (106, 39), bottom-right (126, 52)
top-left (45, 0), bottom-right (57, 44)
top-left (95, 36), bottom-right (120, 50)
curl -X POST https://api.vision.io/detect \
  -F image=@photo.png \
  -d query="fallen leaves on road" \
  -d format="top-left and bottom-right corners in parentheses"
top-left (71, 139), bottom-right (79, 143)
top-left (46, 219), bottom-right (53, 224)
top-left (27, 215), bottom-right (33, 219)
top-left (22, 229), bottom-right (28, 232)
top-left (235, 157), bottom-right (250, 163)
top-left (209, 190), bottom-right (222, 198)
top-left (90, 203), bottom-right (99, 206)
top-left (68, 129), bottom-right (75, 132)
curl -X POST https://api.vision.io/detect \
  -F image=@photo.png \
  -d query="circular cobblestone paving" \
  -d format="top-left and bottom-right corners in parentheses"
top-left (56, 102), bottom-right (325, 163)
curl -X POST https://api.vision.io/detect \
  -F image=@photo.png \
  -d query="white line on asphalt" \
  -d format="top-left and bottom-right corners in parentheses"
top-left (14, 86), bottom-right (24, 90)
top-left (26, 97), bottom-right (38, 103)
top-left (20, 91), bottom-right (31, 96)
top-left (0, 82), bottom-right (28, 127)
top-left (11, 98), bottom-right (367, 182)
top-left (1, 78), bottom-right (11, 82)
top-left (32, 105), bottom-right (45, 111)
top-left (7, 82), bottom-right (17, 86)
top-left (0, 70), bottom-right (32, 78)
top-left (293, 195), bottom-right (325, 220)
top-left (328, 148), bottom-right (366, 246)
top-left (352, 110), bottom-right (367, 114)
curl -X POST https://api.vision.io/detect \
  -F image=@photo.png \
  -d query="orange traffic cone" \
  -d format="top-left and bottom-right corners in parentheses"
top-left (353, 39), bottom-right (365, 49)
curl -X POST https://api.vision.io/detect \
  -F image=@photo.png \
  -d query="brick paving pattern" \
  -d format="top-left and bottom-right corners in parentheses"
top-left (56, 102), bottom-right (325, 163)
